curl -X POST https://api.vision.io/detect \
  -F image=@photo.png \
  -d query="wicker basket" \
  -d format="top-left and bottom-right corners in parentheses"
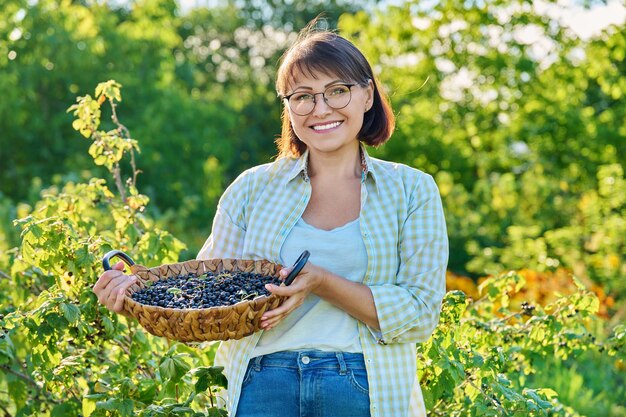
top-left (102, 251), bottom-right (286, 342)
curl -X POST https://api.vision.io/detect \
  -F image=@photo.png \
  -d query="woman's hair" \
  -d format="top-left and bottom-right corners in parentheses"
top-left (275, 21), bottom-right (395, 158)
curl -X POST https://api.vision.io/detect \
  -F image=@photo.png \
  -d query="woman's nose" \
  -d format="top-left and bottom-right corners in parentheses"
top-left (311, 94), bottom-right (332, 117)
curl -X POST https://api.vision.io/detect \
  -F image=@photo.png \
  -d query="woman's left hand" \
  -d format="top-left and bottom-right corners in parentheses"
top-left (260, 262), bottom-right (329, 330)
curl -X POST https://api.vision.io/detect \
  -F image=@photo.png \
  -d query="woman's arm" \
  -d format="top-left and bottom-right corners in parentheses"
top-left (367, 173), bottom-right (448, 344)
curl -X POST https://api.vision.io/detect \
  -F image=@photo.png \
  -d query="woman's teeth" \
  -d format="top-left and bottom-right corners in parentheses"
top-left (312, 121), bottom-right (342, 131)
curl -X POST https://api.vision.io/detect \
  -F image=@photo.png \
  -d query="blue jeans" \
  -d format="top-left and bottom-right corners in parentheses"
top-left (235, 350), bottom-right (371, 417)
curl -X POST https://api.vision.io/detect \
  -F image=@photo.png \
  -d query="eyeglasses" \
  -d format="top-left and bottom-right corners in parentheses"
top-left (282, 83), bottom-right (356, 116)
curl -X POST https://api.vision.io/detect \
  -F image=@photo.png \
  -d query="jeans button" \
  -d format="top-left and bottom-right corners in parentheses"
top-left (301, 356), bottom-right (310, 364)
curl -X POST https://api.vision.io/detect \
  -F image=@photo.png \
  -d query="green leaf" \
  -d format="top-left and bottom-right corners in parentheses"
top-left (160, 357), bottom-right (177, 380)
top-left (96, 398), bottom-right (134, 417)
top-left (101, 315), bottom-right (115, 337)
top-left (195, 373), bottom-right (210, 394)
top-left (138, 379), bottom-right (158, 403)
top-left (82, 397), bottom-right (97, 417)
top-left (8, 378), bottom-right (28, 410)
top-left (536, 388), bottom-right (558, 399)
top-left (118, 377), bottom-right (137, 397)
top-left (51, 402), bottom-right (76, 417)
top-left (75, 244), bottom-right (92, 266)
top-left (60, 303), bottom-right (81, 324)
top-left (206, 408), bottom-right (229, 417)
top-left (72, 119), bottom-right (84, 131)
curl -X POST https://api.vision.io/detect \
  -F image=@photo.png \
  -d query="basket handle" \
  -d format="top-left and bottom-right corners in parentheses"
top-left (284, 250), bottom-right (310, 286)
top-left (102, 250), bottom-right (136, 271)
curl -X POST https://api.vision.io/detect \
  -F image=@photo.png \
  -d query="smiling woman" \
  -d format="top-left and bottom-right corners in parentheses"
top-left (279, 73), bottom-right (372, 163)
top-left (275, 28), bottom-right (394, 159)
top-left (93, 16), bottom-right (449, 417)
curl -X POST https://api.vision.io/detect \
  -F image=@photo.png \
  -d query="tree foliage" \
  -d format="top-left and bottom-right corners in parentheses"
top-left (338, 0), bottom-right (625, 293)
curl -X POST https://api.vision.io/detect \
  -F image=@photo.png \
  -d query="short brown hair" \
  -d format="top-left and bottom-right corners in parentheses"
top-left (275, 26), bottom-right (395, 158)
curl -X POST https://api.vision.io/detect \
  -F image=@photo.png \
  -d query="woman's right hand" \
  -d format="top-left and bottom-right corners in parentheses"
top-left (93, 261), bottom-right (137, 313)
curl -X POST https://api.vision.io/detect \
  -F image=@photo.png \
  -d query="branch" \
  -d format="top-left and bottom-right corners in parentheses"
top-left (467, 379), bottom-right (506, 415)
top-left (0, 401), bottom-right (13, 417)
top-left (111, 338), bottom-right (131, 356)
top-left (65, 384), bottom-right (81, 405)
top-left (109, 97), bottom-right (140, 191)
top-left (0, 365), bottom-right (61, 405)
top-left (0, 365), bottom-right (36, 386)
top-left (112, 163), bottom-right (127, 202)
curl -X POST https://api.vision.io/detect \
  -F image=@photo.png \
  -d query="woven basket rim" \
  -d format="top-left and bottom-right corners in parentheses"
top-left (134, 257), bottom-right (285, 271)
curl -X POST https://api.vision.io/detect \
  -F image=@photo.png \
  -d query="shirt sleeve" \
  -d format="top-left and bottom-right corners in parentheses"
top-left (196, 172), bottom-right (250, 261)
top-left (368, 173), bottom-right (449, 345)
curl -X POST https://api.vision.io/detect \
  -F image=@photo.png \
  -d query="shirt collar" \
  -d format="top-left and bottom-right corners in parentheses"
top-left (287, 147), bottom-right (311, 183)
top-left (286, 142), bottom-right (378, 190)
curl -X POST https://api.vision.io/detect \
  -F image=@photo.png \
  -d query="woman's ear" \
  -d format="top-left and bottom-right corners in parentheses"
top-left (365, 79), bottom-right (374, 112)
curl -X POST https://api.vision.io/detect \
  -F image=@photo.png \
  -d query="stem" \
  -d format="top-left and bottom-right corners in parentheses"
top-left (0, 270), bottom-right (9, 280)
top-left (430, 397), bottom-right (444, 414)
top-left (129, 147), bottom-right (139, 189)
top-left (467, 379), bottom-right (506, 415)
top-left (109, 97), bottom-right (140, 191)
top-left (112, 163), bottom-right (127, 202)
top-left (109, 99), bottom-right (130, 143)
top-left (91, 128), bottom-right (127, 200)
top-left (0, 402), bottom-right (13, 417)
top-left (1, 365), bottom-right (37, 386)
top-left (63, 383), bottom-right (81, 404)
top-left (0, 365), bottom-right (61, 405)
top-left (112, 338), bottom-right (131, 356)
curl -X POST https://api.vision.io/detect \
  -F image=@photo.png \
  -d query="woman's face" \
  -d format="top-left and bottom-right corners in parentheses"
top-left (285, 70), bottom-right (374, 157)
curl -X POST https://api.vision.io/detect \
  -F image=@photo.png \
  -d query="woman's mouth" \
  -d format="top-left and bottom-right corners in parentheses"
top-left (311, 121), bottom-right (343, 132)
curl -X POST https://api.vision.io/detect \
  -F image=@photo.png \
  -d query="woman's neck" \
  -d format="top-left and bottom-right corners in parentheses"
top-left (306, 141), bottom-right (362, 180)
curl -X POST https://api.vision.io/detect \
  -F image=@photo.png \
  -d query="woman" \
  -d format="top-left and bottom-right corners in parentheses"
top-left (94, 22), bottom-right (448, 417)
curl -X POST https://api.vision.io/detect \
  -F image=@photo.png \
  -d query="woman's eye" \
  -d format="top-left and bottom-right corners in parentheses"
top-left (328, 86), bottom-right (349, 96)
top-left (293, 94), bottom-right (313, 102)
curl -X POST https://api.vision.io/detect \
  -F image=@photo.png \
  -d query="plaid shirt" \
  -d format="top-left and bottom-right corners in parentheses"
top-left (197, 144), bottom-right (448, 417)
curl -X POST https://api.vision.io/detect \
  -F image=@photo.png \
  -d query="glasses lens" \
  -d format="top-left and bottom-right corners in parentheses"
top-left (325, 85), bottom-right (351, 109)
top-left (288, 93), bottom-right (315, 116)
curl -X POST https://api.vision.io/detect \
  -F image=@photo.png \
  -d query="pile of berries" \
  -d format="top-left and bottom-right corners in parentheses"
top-left (131, 271), bottom-right (283, 309)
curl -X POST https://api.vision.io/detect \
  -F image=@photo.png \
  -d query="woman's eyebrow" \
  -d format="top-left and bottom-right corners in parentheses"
top-left (291, 79), bottom-right (345, 91)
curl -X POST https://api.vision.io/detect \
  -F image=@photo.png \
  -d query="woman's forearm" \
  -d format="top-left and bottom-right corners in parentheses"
top-left (313, 271), bottom-right (381, 331)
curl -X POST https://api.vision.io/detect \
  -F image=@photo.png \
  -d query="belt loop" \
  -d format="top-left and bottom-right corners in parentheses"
top-left (253, 355), bottom-right (263, 371)
top-left (336, 352), bottom-right (347, 375)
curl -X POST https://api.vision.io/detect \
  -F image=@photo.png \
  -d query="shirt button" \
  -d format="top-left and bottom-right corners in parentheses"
top-left (301, 356), bottom-right (310, 364)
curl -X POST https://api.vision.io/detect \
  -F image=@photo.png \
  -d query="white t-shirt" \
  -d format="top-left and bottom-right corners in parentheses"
top-left (252, 216), bottom-right (368, 357)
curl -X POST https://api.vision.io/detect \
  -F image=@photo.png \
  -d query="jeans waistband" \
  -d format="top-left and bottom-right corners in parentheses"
top-left (250, 350), bottom-right (366, 374)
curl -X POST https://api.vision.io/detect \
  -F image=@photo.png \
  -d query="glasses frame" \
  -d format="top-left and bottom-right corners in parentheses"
top-left (281, 83), bottom-right (357, 116)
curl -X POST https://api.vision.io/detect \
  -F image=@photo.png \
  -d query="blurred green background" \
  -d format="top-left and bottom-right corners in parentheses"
top-left (2, 0), bottom-right (623, 290)
top-left (0, 0), bottom-right (625, 415)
